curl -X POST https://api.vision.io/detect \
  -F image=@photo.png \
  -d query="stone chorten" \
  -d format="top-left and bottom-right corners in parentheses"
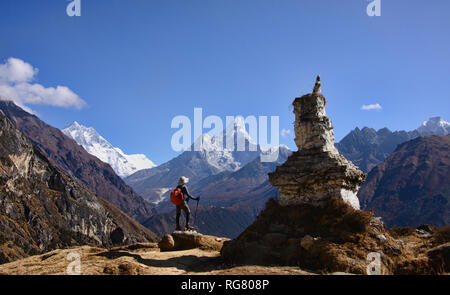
top-left (269, 76), bottom-right (366, 209)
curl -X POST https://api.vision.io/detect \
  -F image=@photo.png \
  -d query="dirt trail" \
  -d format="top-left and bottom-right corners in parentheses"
top-left (0, 244), bottom-right (314, 275)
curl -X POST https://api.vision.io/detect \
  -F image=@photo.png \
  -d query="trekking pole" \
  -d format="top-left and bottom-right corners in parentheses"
top-left (193, 197), bottom-right (199, 226)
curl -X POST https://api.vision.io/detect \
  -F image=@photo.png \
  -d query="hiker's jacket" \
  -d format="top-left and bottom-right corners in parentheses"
top-left (176, 185), bottom-right (197, 203)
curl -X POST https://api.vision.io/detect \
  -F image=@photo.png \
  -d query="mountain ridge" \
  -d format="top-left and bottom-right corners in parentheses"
top-left (336, 116), bottom-right (449, 172)
top-left (0, 100), bottom-right (155, 223)
top-left (0, 109), bottom-right (157, 264)
top-left (358, 135), bottom-right (450, 227)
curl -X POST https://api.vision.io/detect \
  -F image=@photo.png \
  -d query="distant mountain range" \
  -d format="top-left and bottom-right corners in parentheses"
top-left (126, 116), bottom-right (448, 210)
top-left (124, 118), bottom-right (292, 238)
top-left (125, 118), bottom-right (285, 205)
top-left (143, 149), bottom-right (292, 238)
top-left (128, 115), bottom-right (448, 237)
top-left (62, 121), bottom-right (156, 178)
top-left (2, 98), bottom-right (447, 241)
top-left (189, 146), bottom-right (292, 208)
top-left (358, 135), bottom-right (450, 228)
top-left (0, 100), bottom-right (155, 223)
top-left (0, 109), bottom-right (157, 264)
top-left (336, 117), bottom-right (449, 172)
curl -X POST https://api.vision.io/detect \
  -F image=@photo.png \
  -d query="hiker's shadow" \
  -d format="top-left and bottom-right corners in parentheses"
top-left (95, 250), bottom-right (224, 273)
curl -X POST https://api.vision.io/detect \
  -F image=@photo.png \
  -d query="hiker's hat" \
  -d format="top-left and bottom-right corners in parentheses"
top-left (178, 176), bottom-right (189, 185)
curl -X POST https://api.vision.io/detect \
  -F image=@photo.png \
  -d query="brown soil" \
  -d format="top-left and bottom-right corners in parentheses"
top-left (0, 243), bottom-right (314, 275)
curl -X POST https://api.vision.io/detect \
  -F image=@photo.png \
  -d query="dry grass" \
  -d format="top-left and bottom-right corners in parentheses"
top-left (389, 227), bottom-right (416, 238)
top-left (433, 226), bottom-right (450, 244)
top-left (0, 245), bottom-right (315, 275)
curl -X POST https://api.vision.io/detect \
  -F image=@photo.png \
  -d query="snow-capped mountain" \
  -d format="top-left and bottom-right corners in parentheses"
top-left (191, 117), bottom-right (260, 172)
top-left (415, 117), bottom-right (450, 136)
top-left (62, 122), bottom-right (156, 177)
top-left (125, 118), bottom-right (287, 204)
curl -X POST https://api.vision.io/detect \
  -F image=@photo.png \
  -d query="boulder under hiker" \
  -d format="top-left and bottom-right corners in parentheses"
top-left (170, 176), bottom-right (200, 231)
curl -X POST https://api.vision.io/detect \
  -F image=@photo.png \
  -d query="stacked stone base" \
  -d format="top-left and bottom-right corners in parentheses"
top-left (269, 148), bottom-right (365, 209)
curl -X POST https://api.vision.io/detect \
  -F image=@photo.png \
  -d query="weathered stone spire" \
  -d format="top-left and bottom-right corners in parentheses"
top-left (293, 75), bottom-right (336, 153)
top-left (268, 76), bottom-right (366, 209)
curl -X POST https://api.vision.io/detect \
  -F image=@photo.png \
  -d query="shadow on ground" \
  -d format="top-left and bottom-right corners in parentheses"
top-left (95, 250), bottom-right (225, 273)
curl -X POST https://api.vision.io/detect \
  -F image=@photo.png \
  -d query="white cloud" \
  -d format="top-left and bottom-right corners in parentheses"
top-left (281, 128), bottom-right (291, 137)
top-left (0, 57), bottom-right (86, 111)
top-left (361, 103), bottom-right (382, 111)
top-left (0, 57), bottom-right (38, 83)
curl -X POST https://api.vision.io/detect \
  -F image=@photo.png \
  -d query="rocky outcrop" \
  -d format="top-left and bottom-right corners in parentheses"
top-left (221, 198), bottom-right (404, 274)
top-left (0, 100), bottom-right (155, 223)
top-left (158, 231), bottom-right (229, 252)
top-left (268, 76), bottom-right (366, 209)
top-left (0, 110), bottom-right (158, 264)
top-left (158, 234), bottom-right (176, 251)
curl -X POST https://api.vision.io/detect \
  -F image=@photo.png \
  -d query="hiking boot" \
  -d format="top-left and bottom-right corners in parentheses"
top-left (185, 224), bottom-right (194, 231)
top-left (175, 225), bottom-right (182, 231)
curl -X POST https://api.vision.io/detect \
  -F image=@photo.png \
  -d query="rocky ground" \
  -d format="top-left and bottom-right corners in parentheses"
top-left (0, 233), bottom-right (314, 275)
top-left (1, 225), bottom-right (447, 275)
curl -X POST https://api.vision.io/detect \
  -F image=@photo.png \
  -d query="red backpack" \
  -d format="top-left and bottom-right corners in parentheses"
top-left (170, 187), bottom-right (184, 205)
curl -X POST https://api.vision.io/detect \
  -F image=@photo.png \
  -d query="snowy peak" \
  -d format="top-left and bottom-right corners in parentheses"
top-left (193, 117), bottom-right (257, 152)
top-left (416, 117), bottom-right (450, 136)
top-left (62, 122), bottom-right (156, 178)
top-left (190, 118), bottom-right (262, 172)
top-left (223, 117), bottom-right (257, 146)
top-left (64, 121), bottom-right (112, 150)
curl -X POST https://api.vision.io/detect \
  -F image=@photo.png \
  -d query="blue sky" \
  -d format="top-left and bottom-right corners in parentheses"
top-left (0, 0), bottom-right (449, 164)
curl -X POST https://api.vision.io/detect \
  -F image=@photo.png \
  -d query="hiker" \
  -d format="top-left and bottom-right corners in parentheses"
top-left (170, 176), bottom-right (200, 231)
